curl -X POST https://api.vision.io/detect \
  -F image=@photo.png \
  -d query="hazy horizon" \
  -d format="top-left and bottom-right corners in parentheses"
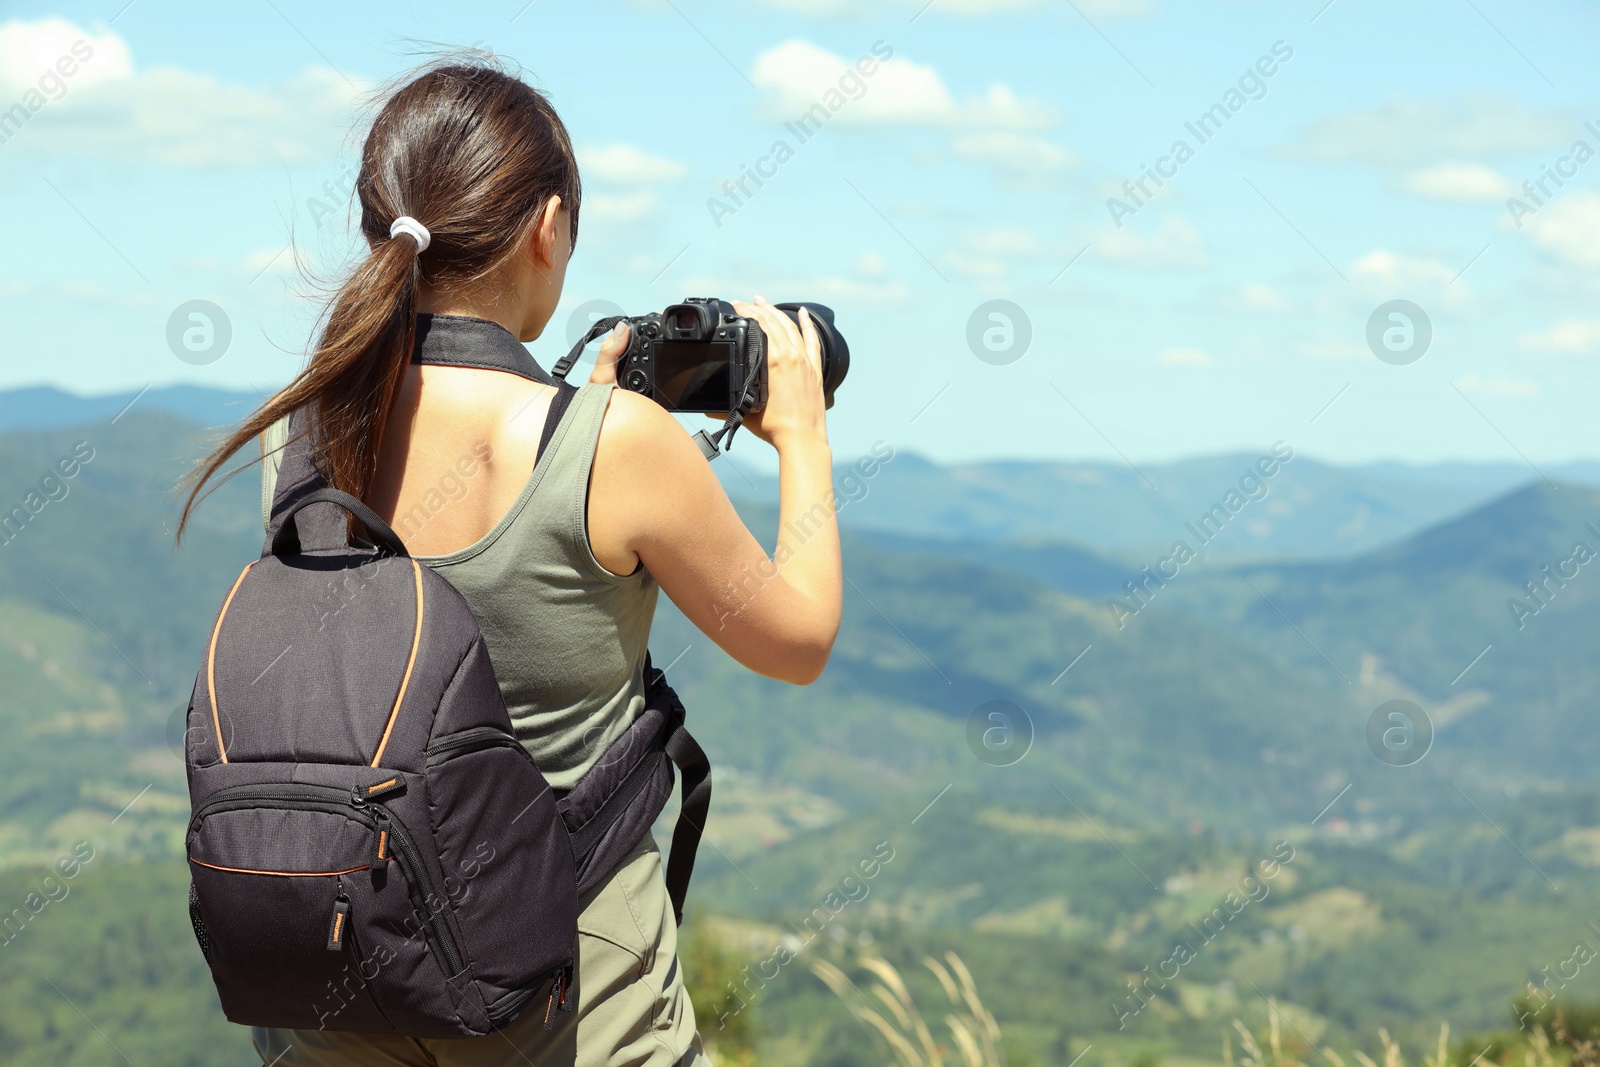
top-left (8, 379), bottom-right (1600, 473)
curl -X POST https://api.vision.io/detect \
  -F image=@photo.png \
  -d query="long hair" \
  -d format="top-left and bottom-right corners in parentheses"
top-left (177, 58), bottom-right (581, 539)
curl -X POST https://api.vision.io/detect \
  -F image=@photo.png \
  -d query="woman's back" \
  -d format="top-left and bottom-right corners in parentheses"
top-left (263, 314), bottom-right (659, 792)
top-left (407, 379), bottom-right (657, 792)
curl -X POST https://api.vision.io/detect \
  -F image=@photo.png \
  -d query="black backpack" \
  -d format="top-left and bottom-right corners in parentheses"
top-left (183, 323), bottom-right (711, 1037)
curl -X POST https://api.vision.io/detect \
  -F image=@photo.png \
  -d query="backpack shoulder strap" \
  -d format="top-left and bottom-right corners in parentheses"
top-left (638, 650), bottom-right (711, 925)
top-left (262, 409), bottom-right (345, 557)
top-left (660, 709), bottom-right (710, 925)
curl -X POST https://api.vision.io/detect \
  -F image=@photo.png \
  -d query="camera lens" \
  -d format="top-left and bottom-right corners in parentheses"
top-left (775, 303), bottom-right (849, 408)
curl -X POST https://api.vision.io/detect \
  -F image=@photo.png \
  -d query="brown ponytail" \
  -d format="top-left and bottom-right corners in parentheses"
top-left (177, 57), bottom-right (581, 540)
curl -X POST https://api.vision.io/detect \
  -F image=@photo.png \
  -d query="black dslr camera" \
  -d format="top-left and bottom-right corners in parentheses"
top-left (620, 298), bottom-right (848, 413)
top-left (563, 298), bottom-right (849, 413)
top-left (555, 298), bottom-right (849, 458)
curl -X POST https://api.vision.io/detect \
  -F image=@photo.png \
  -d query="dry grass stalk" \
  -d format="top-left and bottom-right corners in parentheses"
top-left (810, 951), bottom-right (1003, 1067)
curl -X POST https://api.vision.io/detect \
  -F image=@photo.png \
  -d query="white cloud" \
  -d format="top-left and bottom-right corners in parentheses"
top-left (1520, 319), bottom-right (1600, 354)
top-left (679, 272), bottom-right (912, 305)
top-left (586, 191), bottom-right (660, 222)
top-left (967, 228), bottom-right (1045, 258)
top-left (953, 132), bottom-right (1074, 190)
top-left (944, 228), bottom-right (1047, 281)
top-left (1457, 374), bottom-right (1537, 397)
top-left (758, 0), bottom-right (868, 15)
top-left (756, 0), bottom-right (1053, 16)
top-left (0, 17), bottom-right (131, 94)
top-left (247, 247), bottom-right (292, 272)
top-left (1404, 163), bottom-right (1514, 202)
top-left (856, 251), bottom-right (888, 277)
top-left (1349, 249), bottom-right (1458, 293)
top-left (1284, 96), bottom-right (1573, 168)
top-left (178, 247), bottom-right (298, 278)
top-left (1076, 0), bottom-right (1154, 17)
top-left (795, 275), bottom-right (913, 303)
top-left (577, 145), bottom-right (692, 221)
top-left (1526, 192), bottom-right (1600, 268)
top-left (1098, 215), bottom-right (1205, 269)
top-left (949, 259), bottom-right (1006, 281)
top-left (578, 143), bottom-right (687, 184)
top-left (675, 248), bottom-right (915, 303)
top-left (0, 18), bottom-right (359, 166)
top-left (1345, 249), bottom-right (1473, 310)
top-left (1303, 341), bottom-right (1369, 362)
top-left (0, 278), bottom-right (171, 310)
top-left (922, 0), bottom-right (1042, 9)
top-left (1240, 282), bottom-right (1286, 311)
top-left (751, 40), bottom-right (1054, 130)
top-left (1160, 347), bottom-right (1210, 367)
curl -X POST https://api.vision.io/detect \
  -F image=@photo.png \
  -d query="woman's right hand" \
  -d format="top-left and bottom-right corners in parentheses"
top-left (587, 321), bottom-right (630, 386)
top-left (721, 296), bottom-right (828, 449)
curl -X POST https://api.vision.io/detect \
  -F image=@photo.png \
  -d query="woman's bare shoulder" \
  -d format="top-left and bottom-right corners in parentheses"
top-left (593, 386), bottom-right (704, 466)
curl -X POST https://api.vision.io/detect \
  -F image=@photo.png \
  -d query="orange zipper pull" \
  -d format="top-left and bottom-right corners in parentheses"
top-left (326, 891), bottom-right (350, 952)
top-left (543, 966), bottom-right (572, 1028)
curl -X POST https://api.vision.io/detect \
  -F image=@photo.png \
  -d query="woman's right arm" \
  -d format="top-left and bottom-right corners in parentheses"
top-left (588, 299), bottom-right (843, 684)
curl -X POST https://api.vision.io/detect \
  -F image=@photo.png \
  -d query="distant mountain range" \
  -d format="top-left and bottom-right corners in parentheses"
top-left (729, 447), bottom-right (1600, 562)
top-left (8, 384), bottom-right (1598, 563)
top-left (0, 400), bottom-right (1588, 831)
top-left (0, 384), bottom-right (266, 433)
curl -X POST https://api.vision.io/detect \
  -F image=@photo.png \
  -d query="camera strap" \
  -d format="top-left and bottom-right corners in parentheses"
top-left (701, 356), bottom-right (763, 460)
top-left (411, 313), bottom-right (577, 463)
top-left (556, 316), bottom-right (757, 462)
top-left (412, 312), bottom-right (557, 384)
top-left (552, 315), bottom-right (624, 380)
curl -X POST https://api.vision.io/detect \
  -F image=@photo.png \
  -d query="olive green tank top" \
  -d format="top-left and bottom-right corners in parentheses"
top-left (260, 381), bottom-right (659, 792)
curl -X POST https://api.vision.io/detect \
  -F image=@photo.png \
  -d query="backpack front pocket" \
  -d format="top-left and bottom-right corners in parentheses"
top-left (188, 782), bottom-right (470, 1034)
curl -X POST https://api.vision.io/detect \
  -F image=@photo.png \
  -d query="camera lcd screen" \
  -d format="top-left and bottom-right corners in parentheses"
top-left (655, 341), bottom-right (735, 411)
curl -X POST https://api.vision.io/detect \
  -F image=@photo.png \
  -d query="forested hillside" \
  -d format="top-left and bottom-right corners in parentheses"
top-left (0, 408), bottom-right (1593, 1065)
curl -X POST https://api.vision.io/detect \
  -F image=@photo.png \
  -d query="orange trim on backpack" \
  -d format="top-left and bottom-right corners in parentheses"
top-left (189, 858), bottom-right (370, 878)
top-left (370, 560), bottom-right (424, 767)
top-left (206, 561), bottom-right (258, 765)
top-left (331, 910), bottom-right (345, 941)
top-left (366, 778), bottom-right (397, 794)
top-left (376, 830), bottom-right (388, 861)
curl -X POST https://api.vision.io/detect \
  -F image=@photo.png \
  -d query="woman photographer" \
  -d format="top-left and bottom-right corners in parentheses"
top-left (180, 56), bottom-right (842, 1067)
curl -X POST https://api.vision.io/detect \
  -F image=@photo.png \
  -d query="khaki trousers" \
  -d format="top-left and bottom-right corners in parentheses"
top-left (252, 834), bottom-right (708, 1067)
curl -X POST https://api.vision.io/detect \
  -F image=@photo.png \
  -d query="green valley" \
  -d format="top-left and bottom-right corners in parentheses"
top-left (0, 407), bottom-right (1595, 1065)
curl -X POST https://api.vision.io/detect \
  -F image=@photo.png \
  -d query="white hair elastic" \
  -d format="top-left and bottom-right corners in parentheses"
top-left (388, 215), bottom-right (431, 252)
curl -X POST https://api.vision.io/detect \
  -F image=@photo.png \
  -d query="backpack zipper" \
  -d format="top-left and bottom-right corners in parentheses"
top-left (424, 726), bottom-right (522, 768)
top-left (367, 805), bottom-right (467, 976)
top-left (475, 959), bottom-right (570, 1027)
top-left (541, 964), bottom-right (573, 1029)
top-left (189, 782), bottom-right (467, 979)
top-left (327, 881), bottom-right (350, 951)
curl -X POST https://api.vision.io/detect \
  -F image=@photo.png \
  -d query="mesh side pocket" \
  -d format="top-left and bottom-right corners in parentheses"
top-left (189, 880), bottom-right (211, 962)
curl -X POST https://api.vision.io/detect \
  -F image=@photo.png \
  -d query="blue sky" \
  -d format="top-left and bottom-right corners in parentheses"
top-left (2, 0), bottom-right (1598, 470)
